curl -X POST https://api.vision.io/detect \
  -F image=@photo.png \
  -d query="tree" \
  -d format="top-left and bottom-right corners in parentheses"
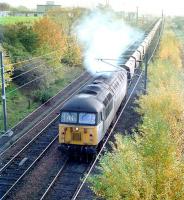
top-left (61, 36), bottom-right (82, 67)
top-left (3, 23), bottom-right (38, 62)
top-left (11, 6), bottom-right (30, 12)
top-left (33, 17), bottom-right (66, 56)
top-left (47, 7), bottom-right (88, 35)
top-left (0, 3), bottom-right (10, 11)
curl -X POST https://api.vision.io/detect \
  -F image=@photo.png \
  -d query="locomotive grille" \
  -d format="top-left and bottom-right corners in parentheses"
top-left (72, 131), bottom-right (82, 141)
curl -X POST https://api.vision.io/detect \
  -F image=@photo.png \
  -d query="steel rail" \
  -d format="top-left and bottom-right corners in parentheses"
top-left (0, 135), bottom-right (58, 200)
top-left (70, 160), bottom-right (95, 200)
top-left (40, 158), bottom-right (94, 200)
top-left (40, 159), bottom-right (69, 200)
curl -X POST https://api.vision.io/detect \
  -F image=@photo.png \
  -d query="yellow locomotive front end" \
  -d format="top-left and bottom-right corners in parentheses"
top-left (59, 124), bottom-right (98, 146)
top-left (58, 109), bottom-right (103, 154)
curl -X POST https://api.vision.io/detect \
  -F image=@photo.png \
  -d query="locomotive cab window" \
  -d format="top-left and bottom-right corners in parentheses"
top-left (79, 113), bottom-right (96, 125)
top-left (61, 112), bottom-right (77, 124)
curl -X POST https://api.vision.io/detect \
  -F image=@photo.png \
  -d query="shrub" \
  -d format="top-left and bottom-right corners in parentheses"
top-left (89, 26), bottom-right (184, 199)
top-left (159, 31), bottom-right (182, 68)
top-left (33, 90), bottom-right (52, 103)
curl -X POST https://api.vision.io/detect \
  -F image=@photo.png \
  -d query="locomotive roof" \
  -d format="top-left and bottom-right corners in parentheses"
top-left (61, 93), bottom-right (104, 113)
top-left (61, 70), bottom-right (127, 113)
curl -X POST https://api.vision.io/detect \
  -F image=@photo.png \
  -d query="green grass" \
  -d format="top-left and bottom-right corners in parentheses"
top-left (0, 16), bottom-right (40, 25)
top-left (0, 66), bottom-right (83, 133)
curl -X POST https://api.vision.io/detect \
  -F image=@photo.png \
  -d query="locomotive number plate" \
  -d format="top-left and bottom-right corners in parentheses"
top-left (72, 132), bottom-right (81, 141)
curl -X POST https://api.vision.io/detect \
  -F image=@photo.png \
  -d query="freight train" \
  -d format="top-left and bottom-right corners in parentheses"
top-left (58, 19), bottom-right (162, 154)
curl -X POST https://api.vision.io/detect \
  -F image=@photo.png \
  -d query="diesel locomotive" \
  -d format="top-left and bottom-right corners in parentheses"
top-left (58, 19), bottom-right (162, 154)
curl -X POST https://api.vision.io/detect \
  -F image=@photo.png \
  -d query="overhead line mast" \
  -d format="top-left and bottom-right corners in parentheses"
top-left (0, 51), bottom-right (7, 132)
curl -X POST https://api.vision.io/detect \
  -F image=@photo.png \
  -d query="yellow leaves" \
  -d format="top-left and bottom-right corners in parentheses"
top-left (89, 24), bottom-right (184, 199)
top-left (33, 17), bottom-right (66, 55)
top-left (159, 31), bottom-right (182, 68)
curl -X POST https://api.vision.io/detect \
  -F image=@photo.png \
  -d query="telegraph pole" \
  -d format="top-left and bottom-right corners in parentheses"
top-left (0, 51), bottom-right (7, 132)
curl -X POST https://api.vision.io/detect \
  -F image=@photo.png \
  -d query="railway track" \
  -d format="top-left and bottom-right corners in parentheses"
top-left (0, 71), bottom-right (90, 154)
top-left (40, 159), bottom-right (91, 200)
top-left (0, 73), bottom-right (94, 200)
top-left (0, 71), bottom-right (91, 167)
top-left (0, 135), bottom-right (58, 199)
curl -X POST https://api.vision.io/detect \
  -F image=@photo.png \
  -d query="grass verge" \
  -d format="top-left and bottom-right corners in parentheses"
top-left (0, 16), bottom-right (40, 25)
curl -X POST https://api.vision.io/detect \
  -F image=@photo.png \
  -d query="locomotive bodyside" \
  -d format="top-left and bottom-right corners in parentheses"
top-left (59, 70), bottom-right (127, 153)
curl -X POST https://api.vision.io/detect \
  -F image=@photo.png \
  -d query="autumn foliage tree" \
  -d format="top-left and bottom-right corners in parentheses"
top-left (33, 16), bottom-right (83, 67)
top-left (33, 17), bottom-right (66, 56)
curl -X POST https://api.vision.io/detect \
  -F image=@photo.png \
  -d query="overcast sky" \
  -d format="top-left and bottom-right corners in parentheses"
top-left (0, 0), bottom-right (183, 16)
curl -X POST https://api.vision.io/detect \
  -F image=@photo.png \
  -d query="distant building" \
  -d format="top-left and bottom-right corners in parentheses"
top-left (37, 1), bottom-right (61, 13)
top-left (0, 11), bottom-right (10, 17)
top-left (10, 11), bottom-right (43, 17)
top-left (0, 10), bottom-right (43, 17)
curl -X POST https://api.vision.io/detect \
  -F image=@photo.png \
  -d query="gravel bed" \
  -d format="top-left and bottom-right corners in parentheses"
top-left (6, 140), bottom-right (68, 200)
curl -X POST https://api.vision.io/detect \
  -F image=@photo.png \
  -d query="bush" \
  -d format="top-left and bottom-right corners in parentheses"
top-left (89, 27), bottom-right (184, 199)
top-left (33, 90), bottom-right (52, 103)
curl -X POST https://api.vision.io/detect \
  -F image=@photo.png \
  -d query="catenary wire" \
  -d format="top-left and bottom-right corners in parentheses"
top-left (6, 65), bottom-right (63, 95)
top-left (5, 49), bottom-right (62, 67)
top-left (6, 56), bottom-right (60, 82)
top-left (3, 45), bottom-right (78, 73)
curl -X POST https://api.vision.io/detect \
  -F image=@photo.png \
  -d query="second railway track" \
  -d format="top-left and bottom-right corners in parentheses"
top-left (0, 71), bottom-right (91, 167)
top-left (0, 72), bottom-right (94, 199)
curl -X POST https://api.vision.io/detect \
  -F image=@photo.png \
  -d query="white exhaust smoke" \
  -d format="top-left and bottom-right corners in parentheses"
top-left (75, 10), bottom-right (143, 75)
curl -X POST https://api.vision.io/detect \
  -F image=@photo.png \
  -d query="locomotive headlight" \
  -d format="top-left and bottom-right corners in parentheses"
top-left (75, 127), bottom-right (79, 131)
